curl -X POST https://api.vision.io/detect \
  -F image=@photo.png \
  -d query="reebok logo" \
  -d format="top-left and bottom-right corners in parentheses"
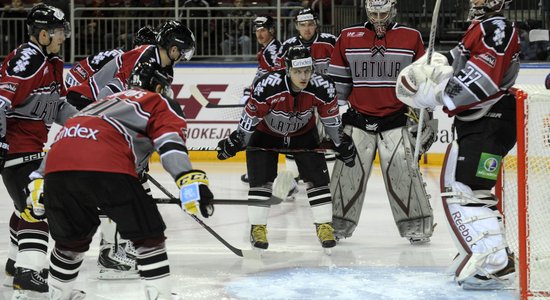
top-left (57, 124), bottom-right (99, 141)
top-left (452, 211), bottom-right (473, 243)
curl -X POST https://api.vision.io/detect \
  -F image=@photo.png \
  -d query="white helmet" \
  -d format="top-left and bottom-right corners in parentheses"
top-left (365, 0), bottom-right (397, 38)
top-left (469, 0), bottom-right (512, 20)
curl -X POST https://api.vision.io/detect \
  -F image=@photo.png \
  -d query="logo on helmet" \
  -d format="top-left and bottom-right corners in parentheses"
top-left (291, 57), bottom-right (313, 68)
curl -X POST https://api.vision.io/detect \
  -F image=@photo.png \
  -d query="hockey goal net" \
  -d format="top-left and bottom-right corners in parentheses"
top-left (497, 85), bottom-right (550, 300)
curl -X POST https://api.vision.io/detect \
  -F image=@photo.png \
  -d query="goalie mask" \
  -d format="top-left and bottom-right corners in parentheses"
top-left (469, 0), bottom-right (512, 20)
top-left (128, 61), bottom-right (172, 99)
top-left (365, 0), bottom-right (397, 38)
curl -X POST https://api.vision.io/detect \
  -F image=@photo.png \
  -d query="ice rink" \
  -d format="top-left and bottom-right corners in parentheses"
top-left (0, 161), bottom-right (517, 299)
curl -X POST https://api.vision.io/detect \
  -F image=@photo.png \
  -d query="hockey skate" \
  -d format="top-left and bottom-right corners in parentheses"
top-left (460, 252), bottom-right (516, 290)
top-left (4, 258), bottom-right (15, 287)
top-left (97, 242), bottom-right (139, 280)
top-left (120, 240), bottom-right (137, 260)
top-left (11, 267), bottom-right (48, 300)
top-left (315, 223), bottom-right (336, 249)
top-left (250, 225), bottom-right (268, 250)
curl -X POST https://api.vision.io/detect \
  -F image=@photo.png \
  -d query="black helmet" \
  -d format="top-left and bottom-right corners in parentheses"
top-left (284, 45), bottom-right (313, 70)
top-left (295, 8), bottom-right (318, 24)
top-left (133, 25), bottom-right (157, 48)
top-left (156, 21), bottom-right (196, 62)
top-left (253, 15), bottom-right (275, 30)
top-left (128, 61), bottom-right (171, 99)
top-left (27, 4), bottom-right (70, 39)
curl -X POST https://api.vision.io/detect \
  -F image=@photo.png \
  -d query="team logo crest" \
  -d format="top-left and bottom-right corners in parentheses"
top-left (371, 45), bottom-right (386, 57)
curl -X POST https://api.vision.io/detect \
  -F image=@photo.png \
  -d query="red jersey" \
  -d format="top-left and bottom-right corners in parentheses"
top-left (239, 70), bottom-right (342, 145)
top-left (45, 89), bottom-right (189, 178)
top-left (65, 48), bottom-right (124, 88)
top-left (277, 33), bottom-right (336, 74)
top-left (254, 38), bottom-right (281, 83)
top-left (443, 16), bottom-right (521, 115)
top-left (0, 42), bottom-right (74, 154)
top-left (328, 23), bottom-right (425, 117)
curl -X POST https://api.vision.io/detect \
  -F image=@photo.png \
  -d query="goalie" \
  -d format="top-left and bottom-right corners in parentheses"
top-left (395, 0), bottom-right (519, 290)
top-left (327, 0), bottom-right (436, 244)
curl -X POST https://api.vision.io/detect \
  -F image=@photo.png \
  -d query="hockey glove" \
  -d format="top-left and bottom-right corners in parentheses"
top-left (336, 133), bottom-right (357, 167)
top-left (406, 108), bottom-right (439, 155)
top-left (176, 169), bottom-right (214, 218)
top-left (0, 136), bottom-right (8, 172)
top-left (21, 178), bottom-right (46, 223)
top-left (217, 130), bottom-right (245, 160)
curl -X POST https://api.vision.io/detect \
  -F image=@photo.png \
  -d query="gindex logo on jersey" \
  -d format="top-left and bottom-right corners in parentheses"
top-left (291, 57), bottom-right (313, 68)
top-left (58, 124), bottom-right (99, 141)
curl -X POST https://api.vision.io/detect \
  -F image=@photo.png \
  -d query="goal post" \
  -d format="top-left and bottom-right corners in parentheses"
top-left (497, 87), bottom-right (550, 300)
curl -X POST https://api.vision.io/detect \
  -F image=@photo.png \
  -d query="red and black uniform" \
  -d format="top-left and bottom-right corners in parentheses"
top-left (65, 48), bottom-right (124, 88)
top-left (67, 45), bottom-right (173, 109)
top-left (443, 15), bottom-right (521, 190)
top-left (277, 32), bottom-right (336, 74)
top-left (238, 69), bottom-right (341, 192)
top-left (329, 22), bottom-right (424, 118)
top-left (44, 88), bottom-right (190, 250)
top-left (254, 38), bottom-right (281, 83)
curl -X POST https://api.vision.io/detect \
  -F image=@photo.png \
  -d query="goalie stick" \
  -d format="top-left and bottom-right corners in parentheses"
top-left (190, 85), bottom-right (245, 108)
top-left (145, 174), bottom-right (259, 258)
top-left (414, 0), bottom-right (442, 168)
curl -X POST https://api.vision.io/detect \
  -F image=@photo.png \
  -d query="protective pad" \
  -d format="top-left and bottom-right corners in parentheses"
top-left (440, 142), bottom-right (509, 282)
top-left (378, 127), bottom-right (434, 240)
top-left (330, 125), bottom-right (377, 239)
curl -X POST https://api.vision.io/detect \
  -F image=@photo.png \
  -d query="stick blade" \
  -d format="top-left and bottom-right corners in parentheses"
top-left (529, 29), bottom-right (550, 42)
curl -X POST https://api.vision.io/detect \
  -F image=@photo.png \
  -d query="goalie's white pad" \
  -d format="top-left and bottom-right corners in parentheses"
top-left (440, 142), bottom-right (512, 285)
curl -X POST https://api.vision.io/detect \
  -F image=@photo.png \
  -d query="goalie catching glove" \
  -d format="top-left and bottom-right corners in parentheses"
top-left (335, 133), bottom-right (357, 167)
top-left (21, 177), bottom-right (46, 223)
top-left (176, 170), bottom-right (214, 218)
top-left (217, 130), bottom-right (245, 160)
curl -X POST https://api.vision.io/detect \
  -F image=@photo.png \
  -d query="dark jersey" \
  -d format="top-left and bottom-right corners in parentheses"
top-left (239, 70), bottom-right (342, 145)
top-left (328, 22), bottom-right (425, 117)
top-left (254, 38), bottom-right (282, 84)
top-left (67, 45), bottom-right (173, 102)
top-left (443, 16), bottom-right (521, 115)
top-left (45, 89), bottom-right (190, 178)
top-left (277, 32), bottom-right (336, 74)
top-left (0, 42), bottom-right (76, 154)
top-left (65, 48), bottom-right (124, 88)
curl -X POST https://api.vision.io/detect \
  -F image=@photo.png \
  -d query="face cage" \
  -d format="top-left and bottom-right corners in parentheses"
top-left (468, 0), bottom-right (508, 20)
top-left (367, 10), bottom-right (393, 37)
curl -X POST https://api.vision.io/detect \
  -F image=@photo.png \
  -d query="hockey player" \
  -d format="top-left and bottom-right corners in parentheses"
top-left (239, 15), bottom-right (281, 183)
top-left (34, 61), bottom-right (213, 300)
top-left (0, 4), bottom-right (76, 297)
top-left (327, 0), bottom-right (437, 244)
top-left (67, 20), bottom-right (195, 280)
top-left (217, 46), bottom-right (357, 250)
top-left (395, 0), bottom-right (519, 290)
top-left (64, 25), bottom-right (157, 88)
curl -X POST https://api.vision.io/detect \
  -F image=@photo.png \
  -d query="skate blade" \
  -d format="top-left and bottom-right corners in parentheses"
top-left (11, 290), bottom-right (48, 300)
top-left (97, 269), bottom-right (140, 280)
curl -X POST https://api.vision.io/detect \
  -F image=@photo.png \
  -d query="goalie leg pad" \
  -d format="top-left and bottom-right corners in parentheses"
top-left (378, 127), bottom-right (434, 241)
top-left (330, 125), bottom-right (377, 239)
top-left (441, 142), bottom-right (511, 284)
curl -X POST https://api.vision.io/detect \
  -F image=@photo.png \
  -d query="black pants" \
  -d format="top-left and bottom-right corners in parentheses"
top-left (45, 171), bottom-right (166, 252)
top-left (246, 129), bottom-right (329, 188)
top-left (1, 153), bottom-right (43, 212)
top-left (454, 95), bottom-right (517, 190)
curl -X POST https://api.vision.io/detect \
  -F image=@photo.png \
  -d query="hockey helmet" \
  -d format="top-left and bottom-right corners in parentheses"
top-left (254, 15), bottom-right (275, 31)
top-left (365, 0), bottom-right (397, 38)
top-left (128, 61), bottom-right (171, 98)
top-left (156, 21), bottom-right (196, 62)
top-left (295, 8), bottom-right (318, 25)
top-left (284, 45), bottom-right (313, 70)
top-left (26, 4), bottom-right (70, 39)
top-left (469, 0), bottom-right (512, 20)
top-left (133, 25), bottom-right (157, 48)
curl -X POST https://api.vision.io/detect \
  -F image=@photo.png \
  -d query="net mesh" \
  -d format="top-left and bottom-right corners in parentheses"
top-left (501, 87), bottom-right (550, 299)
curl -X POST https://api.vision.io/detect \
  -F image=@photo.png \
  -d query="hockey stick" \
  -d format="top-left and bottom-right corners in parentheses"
top-left (154, 197), bottom-right (283, 206)
top-left (146, 174), bottom-right (258, 258)
top-left (414, 0), bottom-right (442, 168)
top-left (187, 146), bottom-right (338, 154)
top-left (529, 29), bottom-right (550, 42)
top-left (190, 85), bottom-right (245, 108)
top-left (4, 152), bottom-right (46, 168)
